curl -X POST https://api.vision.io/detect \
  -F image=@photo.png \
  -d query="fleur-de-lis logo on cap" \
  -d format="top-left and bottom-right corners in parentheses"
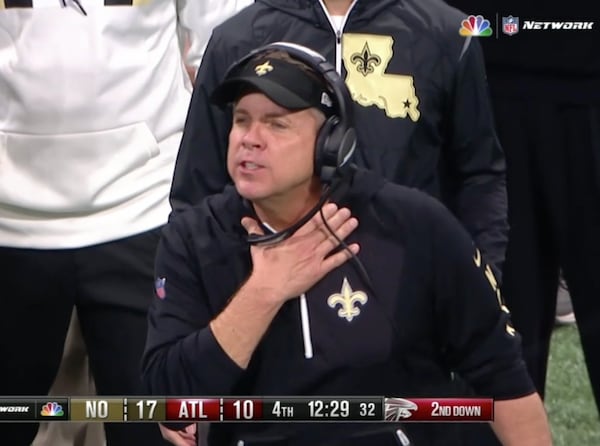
top-left (255, 61), bottom-right (274, 76)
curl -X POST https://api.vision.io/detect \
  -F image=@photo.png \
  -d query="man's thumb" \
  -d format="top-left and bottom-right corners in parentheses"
top-left (241, 217), bottom-right (264, 236)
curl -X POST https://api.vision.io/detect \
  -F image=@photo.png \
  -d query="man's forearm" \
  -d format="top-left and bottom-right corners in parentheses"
top-left (491, 393), bottom-right (552, 445)
top-left (210, 275), bottom-right (284, 369)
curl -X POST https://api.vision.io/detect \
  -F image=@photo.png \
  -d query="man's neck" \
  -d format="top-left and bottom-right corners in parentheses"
top-left (252, 182), bottom-right (322, 232)
top-left (322, 0), bottom-right (353, 16)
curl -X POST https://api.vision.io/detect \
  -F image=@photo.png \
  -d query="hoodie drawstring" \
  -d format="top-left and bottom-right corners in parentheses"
top-left (299, 293), bottom-right (314, 359)
top-left (258, 222), bottom-right (314, 359)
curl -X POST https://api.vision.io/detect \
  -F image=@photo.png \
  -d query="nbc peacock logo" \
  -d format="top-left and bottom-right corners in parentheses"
top-left (40, 402), bottom-right (64, 417)
top-left (459, 15), bottom-right (493, 37)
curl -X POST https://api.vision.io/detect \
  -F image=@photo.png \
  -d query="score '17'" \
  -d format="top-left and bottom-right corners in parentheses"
top-left (136, 400), bottom-right (157, 420)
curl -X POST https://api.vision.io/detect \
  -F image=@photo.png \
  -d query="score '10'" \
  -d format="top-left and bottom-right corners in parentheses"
top-left (233, 400), bottom-right (254, 419)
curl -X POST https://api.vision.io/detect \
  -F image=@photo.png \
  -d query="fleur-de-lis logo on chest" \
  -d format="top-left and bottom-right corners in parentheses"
top-left (327, 277), bottom-right (368, 322)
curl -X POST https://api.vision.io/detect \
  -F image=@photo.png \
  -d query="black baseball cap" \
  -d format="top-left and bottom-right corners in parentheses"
top-left (210, 56), bottom-right (335, 115)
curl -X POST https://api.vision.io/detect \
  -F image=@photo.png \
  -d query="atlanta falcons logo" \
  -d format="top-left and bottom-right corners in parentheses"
top-left (384, 398), bottom-right (418, 421)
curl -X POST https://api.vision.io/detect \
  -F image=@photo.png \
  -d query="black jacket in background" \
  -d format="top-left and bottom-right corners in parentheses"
top-left (447, 0), bottom-right (600, 102)
top-left (170, 0), bottom-right (508, 271)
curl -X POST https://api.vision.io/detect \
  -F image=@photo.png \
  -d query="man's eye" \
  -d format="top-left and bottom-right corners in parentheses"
top-left (270, 120), bottom-right (287, 129)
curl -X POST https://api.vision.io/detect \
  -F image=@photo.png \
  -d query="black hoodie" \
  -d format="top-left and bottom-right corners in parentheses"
top-left (144, 169), bottom-right (533, 445)
top-left (170, 0), bottom-right (508, 272)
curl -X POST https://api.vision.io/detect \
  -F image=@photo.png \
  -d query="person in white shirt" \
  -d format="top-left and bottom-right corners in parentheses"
top-left (0, 1), bottom-right (252, 445)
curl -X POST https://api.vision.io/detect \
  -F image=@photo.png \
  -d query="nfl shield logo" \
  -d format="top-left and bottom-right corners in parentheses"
top-left (155, 277), bottom-right (166, 299)
top-left (502, 16), bottom-right (519, 36)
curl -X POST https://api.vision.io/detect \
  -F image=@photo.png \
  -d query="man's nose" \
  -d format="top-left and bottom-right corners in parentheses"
top-left (241, 121), bottom-right (265, 149)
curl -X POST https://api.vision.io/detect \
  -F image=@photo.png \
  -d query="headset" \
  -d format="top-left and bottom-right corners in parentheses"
top-left (221, 42), bottom-right (358, 245)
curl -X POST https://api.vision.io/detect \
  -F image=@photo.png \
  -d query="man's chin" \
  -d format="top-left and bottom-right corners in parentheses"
top-left (234, 185), bottom-right (268, 202)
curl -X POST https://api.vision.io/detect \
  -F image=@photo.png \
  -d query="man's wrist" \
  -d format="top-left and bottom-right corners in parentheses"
top-left (243, 273), bottom-right (287, 308)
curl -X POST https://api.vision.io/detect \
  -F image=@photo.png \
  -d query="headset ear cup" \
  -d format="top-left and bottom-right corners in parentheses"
top-left (314, 116), bottom-right (338, 182)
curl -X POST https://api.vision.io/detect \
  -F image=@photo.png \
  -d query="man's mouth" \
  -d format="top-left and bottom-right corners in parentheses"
top-left (241, 161), bottom-right (262, 170)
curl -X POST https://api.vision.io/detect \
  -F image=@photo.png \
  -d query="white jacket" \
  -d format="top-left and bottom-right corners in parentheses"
top-left (0, 0), bottom-right (253, 249)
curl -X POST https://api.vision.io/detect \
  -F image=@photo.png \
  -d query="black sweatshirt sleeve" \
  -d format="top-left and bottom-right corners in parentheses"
top-left (141, 217), bottom-right (244, 396)
top-left (169, 34), bottom-right (236, 212)
top-left (445, 38), bottom-right (508, 277)
top-left (429, 198), bottom-right (534, 400)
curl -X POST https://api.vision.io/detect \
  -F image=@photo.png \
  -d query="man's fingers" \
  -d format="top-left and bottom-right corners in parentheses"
top-left (159, 424), bottom-right (196, 446)
top-left (298, 204), bottom-right (353, 245)
top-left (317, 207), bottom-right (352, 237)
top-left (184, 424), bottom-right (197, 434)
top-left (321, 243), bottom-right (360, 273)
top-left (296, 202), bottom-right (339, 235)
top-left (316, 215), bottom-right (359, 257)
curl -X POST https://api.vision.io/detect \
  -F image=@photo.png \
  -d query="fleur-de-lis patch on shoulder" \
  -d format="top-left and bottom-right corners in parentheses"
top-left (327, 277), bottom-right (368, 322)
top-left (255, 61), bottom-right (273, 76)
top-left (350, 42), bottom-right (381, 76)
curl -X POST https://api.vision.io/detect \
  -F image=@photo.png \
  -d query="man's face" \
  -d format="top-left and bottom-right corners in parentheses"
top-left (227, 92), bottom-right (322, 202)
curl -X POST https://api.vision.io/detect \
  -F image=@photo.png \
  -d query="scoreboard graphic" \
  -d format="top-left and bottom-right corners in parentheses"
top-left (0, 397), bottom-right (493, 423)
